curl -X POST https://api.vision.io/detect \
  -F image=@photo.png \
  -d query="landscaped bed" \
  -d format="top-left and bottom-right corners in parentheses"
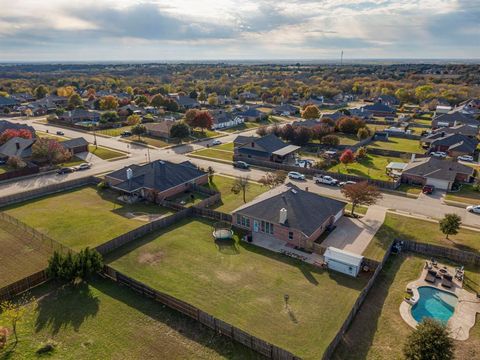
top-left (332, 253), bottom-right (480, 360)
top-left (369, 137), bottom-right (424, 154)
top-left (362, 212), bottom-right (480, 261)
top-left (0, 278), bottom-right (259, 360)
top-left (204, 175), bottom-right (267, 213)
top-left (0, 220), bottom-right (53, 288)
top-left (327, 154), bottom-right (407, 181)
top-left (3, 187), bottom-right (172, 251)
top-left (105, 218), bottom-right (369, 359)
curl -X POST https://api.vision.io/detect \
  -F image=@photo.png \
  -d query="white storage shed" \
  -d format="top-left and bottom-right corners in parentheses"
top-left (324, 247), bottom-right (363, 277)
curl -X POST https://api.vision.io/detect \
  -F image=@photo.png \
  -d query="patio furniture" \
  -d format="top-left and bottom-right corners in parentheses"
top-left (425, 261), bottom-right (432, 270)
top-left (425, 270), bottom-right (437, 284)
top-left (442, 274), bottom-right (453, 288)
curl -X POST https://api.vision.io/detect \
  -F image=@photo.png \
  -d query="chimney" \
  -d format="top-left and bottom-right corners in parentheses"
top-left (126, 168), bottom-right (133, 180)
top-left (279, 208), bottom-right (288, 224)
top-left (410, 153), bottom-right (416, 162)
top-left (15, 141), bottom-right (20, 150)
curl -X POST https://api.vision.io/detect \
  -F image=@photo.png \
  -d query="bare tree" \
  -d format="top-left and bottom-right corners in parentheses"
top-left (231, 176), bottom-right (250, 203)
top-left (259, 171), bottom-right (287, 188)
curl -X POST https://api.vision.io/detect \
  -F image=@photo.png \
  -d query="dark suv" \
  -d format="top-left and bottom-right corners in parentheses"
top-left (422, 185), bottom-right (435, 194)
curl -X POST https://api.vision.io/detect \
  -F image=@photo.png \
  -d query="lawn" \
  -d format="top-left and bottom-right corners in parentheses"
top-left (223, 122), bottom-right (260, 132)
top-left (332, 253), bottom-right (480, 360)
top-left (205, 175), bottom-right (268, 213)
top-left (369, 137), bottom-right (424, 154)
top-left (191, 148), bottom-right (234, 162)
top-left (0, 219), bottom-right (52, 288)
top-left (327, 154), bottom-right (407, 181)
top-left (363, 212), bottom-right (480, 261)
top-left (445, 184), bottom-right (480, 205)
top-left (166, 190), bottom-right (209, 207)
top-left (36, 131), bottom-right (67, 141)
top-left (0, 278), bottom-right (259, 360)
top-left (88, 145), bottom-right (126, 160)
top-left (105, 218), bottom-right (369, 359)
top-left (0, 165), bottom-right (10, 175)
top-left (60, 156), bottom-right (85, 167)
top-left (413, 118), bottom-right (432, 126)
top-left (3, 187), bottom-right (172, 251)
top-left (395, 184), bottom-right (422, 196)
top-left (96, 126), bottom-right (132, 137)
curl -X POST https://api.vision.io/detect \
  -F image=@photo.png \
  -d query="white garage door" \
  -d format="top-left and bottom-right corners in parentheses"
top-left (333, 209), bottom-right (344, 223)
top-left (426, 178), bottom-right (450, 190)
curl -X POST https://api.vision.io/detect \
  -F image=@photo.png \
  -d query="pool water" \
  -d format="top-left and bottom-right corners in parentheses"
top-left (411, 286), bottom-right (458, 324)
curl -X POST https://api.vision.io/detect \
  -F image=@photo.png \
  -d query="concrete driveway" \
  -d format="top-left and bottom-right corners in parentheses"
top-left (322, 205), bottom-right (387, 255)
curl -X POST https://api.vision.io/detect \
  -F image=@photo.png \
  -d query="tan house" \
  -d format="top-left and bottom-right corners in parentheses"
top-left (144, 121), bottom-right (176, 138)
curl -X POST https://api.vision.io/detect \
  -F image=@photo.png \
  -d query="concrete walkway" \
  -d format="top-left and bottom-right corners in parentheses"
top-left (322, 205), bottom-right (387, 255)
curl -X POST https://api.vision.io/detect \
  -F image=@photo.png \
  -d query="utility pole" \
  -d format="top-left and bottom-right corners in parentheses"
top-left (340, 50), bottom-right (344, 66)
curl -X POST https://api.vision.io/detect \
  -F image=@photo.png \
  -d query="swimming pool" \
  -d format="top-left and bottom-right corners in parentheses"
top-left (411, 286), bottom-right (458, 324)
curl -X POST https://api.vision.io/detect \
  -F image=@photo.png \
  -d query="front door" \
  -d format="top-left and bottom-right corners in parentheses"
top-left (253, 220), bottom-right (259, 232)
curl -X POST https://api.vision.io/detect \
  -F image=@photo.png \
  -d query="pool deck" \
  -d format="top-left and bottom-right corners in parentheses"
top-left (399, 264), bottom-right (480, 340)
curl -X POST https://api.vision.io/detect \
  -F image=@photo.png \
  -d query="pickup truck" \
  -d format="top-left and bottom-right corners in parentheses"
top-left (313, 175), bottom-right (339, 186)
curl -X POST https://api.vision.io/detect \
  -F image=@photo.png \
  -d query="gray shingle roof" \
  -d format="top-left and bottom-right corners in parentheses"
top-left (234, 183), bottom-right (346, 237)
top-left (0, 137), bottom-right (35, 158)
top-left (60, 137), bottom-right (89, 149)
top-left (403, 157), bottom-right (474, 182)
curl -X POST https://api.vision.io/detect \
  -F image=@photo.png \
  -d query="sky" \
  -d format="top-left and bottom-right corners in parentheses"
top-left (0, 0), bottom-right (478, 62)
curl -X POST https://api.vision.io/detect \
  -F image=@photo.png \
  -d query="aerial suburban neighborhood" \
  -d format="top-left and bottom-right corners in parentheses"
top-left (0, 1), bottom-right (479, 360)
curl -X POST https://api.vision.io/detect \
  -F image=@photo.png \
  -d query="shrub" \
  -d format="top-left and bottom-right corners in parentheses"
top-left (96, 181), bottom-right (109, 191)
top-left (357, 127), bottom-right (370, 140)
top-left (36, 340), bottom-right (57, 354)
top-left (7, 156), bottom-right (27, 169)
top-left (356, 146), bottom-right (367, 159)
top-left (47, 248), bottom-right (103, 283)
top-left (321, 134), bottom-right (340, 146)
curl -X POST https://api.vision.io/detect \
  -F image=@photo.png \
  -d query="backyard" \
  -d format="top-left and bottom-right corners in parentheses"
top-left (205, 175), bottom-right (267, 213)
top-left (0, 219), bottom-right (52, 288)
top-left (105, 218), bottom-right (369, 359)
top-left (332, 253), bottom-right (480, 360)
top-left (363, 212), bottom-right (480, 261)
top-left (327, 153), bottom-right (407, 181)
top-left (369, 137), bottom-right (424, 154)
top-left (0, 278), bottom-right (259, 360)
top-left (2, 187), bottom-right (172, 250)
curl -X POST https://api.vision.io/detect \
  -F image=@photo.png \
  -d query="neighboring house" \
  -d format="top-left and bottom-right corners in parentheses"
top-left (453, 99), bottom-right (480, 117)
top-left (233, 135), bottom-right (257, 148)
top-left (361, 102), bottom-right (396, 117)
top-left (144, 121), bottom-right (176, 138)
top-left (0, 137), bottom-right (35, 161)
top-left (60, 137), bottom-right (89, 154)
top-left (105, 160), bottom-right (208, 202)
top-left (210, 110), bottom-right (244, 130)
top-left (401, 156), bottom-right (475, 190)
top-left (272, 104), bottom-right (298, 116)
top-left (168, 94), bottom-right (200, 109)
top-left (217, 95), bottom-right (234, 105)
top-left (59, 109), bottom-right (101, 123)
top-left (0, 96), bottom-right (20, 111)
top-left (238, 91), bottom-right (258, 100)
top-left (431, 112), bottom-right (478, 129)
top-left (321, 111), bottom-right (345, 122)
top-left (235, 134), bottom-right (300, 164)
top-left (232, 183), bottom-right (346, 250)
top-left (11, 93), bottom-right (36, 103)
top-left (377, 95), bottom-right (400, 107)
top-left (0, 120), bottom-right (36, 136)
top-left (422, 132), bottom-right (478, 157)
top-left (348, 107), bottom-right (373, 120)
top-left (292, 118), bottom-right (323, 128)
top-left (427, 124), bottom-right (478, 138)
top-left (235, 107), bottom-right (263, 122)
top-left (118, 104), bottom-right (145, 117)
top-left (435, 105), bottom-right (452, 115)
top-left (301, 96), bottom-right (324, 107)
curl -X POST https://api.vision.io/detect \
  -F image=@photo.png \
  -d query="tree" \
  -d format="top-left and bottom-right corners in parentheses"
top-left (337, 117), bottom-right (366, 134)
top-left (184, 109), bottom-right (199, 126)
top-left (56, 86), bottom-right (76, 97)
top-left (207, 93), bottom-right (218, 106)
top-left (67, 93), bottom-right (83, 109)
top-left (100, 111), bottom-right (119, 123)
top-left (32, 138), bottom-right (71, 165)
top-left (0, 294), bottom-right (36, 345)
top-left (259, 171), bottom-right (286, 188)
top-left (192, 111), bottom-right (213, 134)
top-left (281, 124), bottom-right (295, 142)
top-left (292, 126), bottom-right (312, 146)
top-left (134, 94), bottom-right (149, 106)
top-left (34, 85), bottom-right (49, 99)
top-left (340, 149), bottom-right (355, 168)
top-left (7, 156), bottom-right (26, 169)
top-left (256, 126), bottom-right (268, 136)
top-left (439, 213), bottom-right (461, 240)
top-left (0, 128), bottom-right (33, 145)
top-left (189, 90), bottom-right (198, 99)
top-left (403, 318), bottom-right (454, 360)
top-left (357, 127), bottom-right (370, 140)
top-left (197, 91), bottom-right (207, 104)
top-left (126, 114), bottom-right (141, 126)
top-left (356, 146), bottom-right (367, 159)
top-left (99, 95), bottom-right (118, 110)
top-left (231, 176), bottom-right (250, 203)
top-left (47, 248), bottom-right (103, 283)
top-left (321, 134), bottom-right (340, 146)
top-left (207, 166), bottom-right (215, 183)
top-left (415, 85), bottom-right (435, 102)
top-left (170, 122), bottom-right (190, 139)
top-left (150, 94), bottom-right (165, 108)
top-left (302, 105), bottom-right (320, 119)
top-left (341, 181), bottom-right (382, 215)
top-left (131, 124), bottom-right (146, 140)
top-left (320, 117), bottom-right (335, 127)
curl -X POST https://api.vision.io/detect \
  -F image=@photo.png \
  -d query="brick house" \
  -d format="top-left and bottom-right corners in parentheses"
top-left (105, 160), bottom-right (208, 202)
top-left (361, 102), bottom-right (396, 117)
top-left (232, 184), bottom-right (346, 250)
top-left (401, 156), bottom-right (475, 190)
top-left (144, 121), bottom-right (175, 138)
top-left (60, 137), bottom-right (89, 154)
top-left (431, 112), bottom-right (478, 129)
top-left (234, 134), bottom-right (300, 164)
top-left (421, 133), bottom-right (478, 157)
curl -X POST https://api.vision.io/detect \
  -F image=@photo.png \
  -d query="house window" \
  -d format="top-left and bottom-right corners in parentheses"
top-left (236, 214), bottom-right (241, 225)
top-left (261, 221), bottom-right (265, 232)
top-left (265, 222), bottom-right (270, 234)
top-left (245, 218), bottom-right (250, 227)
top-left (269, 224), bottom-right (274, 235)
top-left (288, 232), bottom-right (293, 240)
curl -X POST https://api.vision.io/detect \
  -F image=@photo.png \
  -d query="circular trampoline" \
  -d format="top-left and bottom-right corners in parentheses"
top-left (212, 221), bottom-right (234, 240)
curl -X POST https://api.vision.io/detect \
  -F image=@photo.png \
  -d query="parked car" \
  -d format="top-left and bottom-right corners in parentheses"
top-left (458, 155), bottom-right (474, 162)
top-left (467, 205), bottom-right (480, 214)
top-left (211, 139), bottom-right (222, 146)
top-left (76, 162), bottom-right (92, 171)
top-left (296, 159), bottom-right (313, 168)
top-left (56, 131), bottom-right (65, 136)
top-left (430, 151), bottom-right (447, 158)
top-left (57, 167), bottom-right (75, 175)
top-left (287, 171), bottom-right (305, 180)
top-left (422, 184), bottom-right (435, 194)
top-left (233, 161), bottom-right (250, 169)
top-left (339, 180), bottom-right (357, 187)
top-left (313, 175), bottom-right (339, 186)
top-left (120, 131), bottom-right (132, 137)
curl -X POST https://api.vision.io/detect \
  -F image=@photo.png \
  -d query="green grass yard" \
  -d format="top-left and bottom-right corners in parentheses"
top-left (96, 126), bottom-right (132, 137)
top-left (0, 278), bottom-right (259, 360)
top-left (88, 145), bottom-right (126, 160)
top-left (363, 212), bottom-right (480, 261)
top-left (205, 175), bottom-right (267, 213)
top-left (327, 154), bottom-right (407, 181)
top-left (369, 137), bottom-right (424, 154)
top-left (445, 184), bottom-right (480, 205)
top-left (332, 253), bottom-right (480, 360)
top-left (191, 148), bottom-right (234, 162)
top-left (105, 218), bottom-right (369, 359)
top-left (223, 122), bottom-right (260, 132)
top-left (3, 187), bottom-right (172, 251)
top-left (0, 165), bottom-right (10, 174)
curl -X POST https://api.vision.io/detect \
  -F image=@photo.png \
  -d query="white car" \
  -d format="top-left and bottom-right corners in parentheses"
top-left (339, 180), bottom-right (357, 187)
top-left (458, 155), bottom-right (474, 162)
top-left (467, 205), bottom-right (480, 214)
top-left (211, 139), bottom-right (222, 146)
top-left (430, 151), bottom-right (447, 158)
top-left (314, 175), bottom-right (339, 186)
top-left (288, 171), bottom-right (305, 180)
top-left (76, 162), bottom-right (92, 171)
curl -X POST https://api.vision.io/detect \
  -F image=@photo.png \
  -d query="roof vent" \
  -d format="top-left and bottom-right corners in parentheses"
top-left (126, 168), bottom-right (133, 180)
top-left (291, 189), bottom-right (297, 194)
top-left (279, 208), bottom-right (288, 224)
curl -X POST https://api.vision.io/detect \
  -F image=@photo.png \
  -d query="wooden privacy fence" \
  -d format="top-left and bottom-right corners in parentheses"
top-left (193, 207), bottom-right (233, 222)
top-left (0, 176), bottom-right (99, 207)
top-left (400, 240), bottom-right (480, 266)
top-left (0, 163), bottom-right (39, 182)
top-left (105, 267), bottom-right (299, 360)
top-left (195, 192), bottom-right (222, 209)
top-left (0, 270), bottom-right (48, 301)
top-left (367, 147), bottom-right (425, 158)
